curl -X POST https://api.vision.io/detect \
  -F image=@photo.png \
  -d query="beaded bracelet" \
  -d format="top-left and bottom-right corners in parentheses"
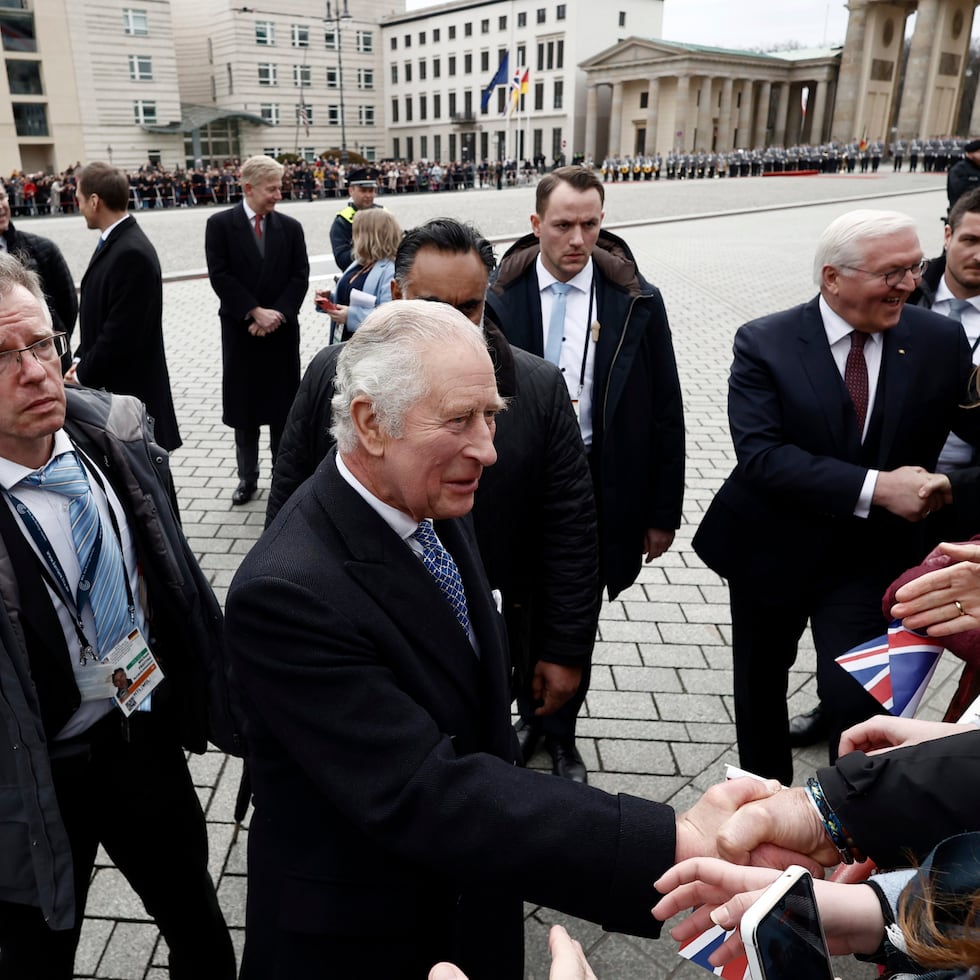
top-left (804, 777), bottom-right (865, 864)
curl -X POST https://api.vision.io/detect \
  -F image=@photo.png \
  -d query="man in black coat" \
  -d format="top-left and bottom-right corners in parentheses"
top-left (0, 184), bottom-right (76, 370)
top-left (947, 138), bottom-right (980, 211)
top-left (486, 166), bottom-right (685, 781)
top-left (205, 155), bottom-right (309, 505)
top-left (226, 300), bottom-right (782, 980)
top-left (269, 218), bottom-right (599, 731)
top-left (68, 161), bottom-right (181, 451)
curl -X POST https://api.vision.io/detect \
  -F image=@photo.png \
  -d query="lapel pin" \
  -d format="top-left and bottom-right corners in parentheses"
top-left (898, 348), bottom-right (906, 355)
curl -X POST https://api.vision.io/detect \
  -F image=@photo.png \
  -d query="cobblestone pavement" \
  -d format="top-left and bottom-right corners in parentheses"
top-left (29, 170), bottom-right (963, 978)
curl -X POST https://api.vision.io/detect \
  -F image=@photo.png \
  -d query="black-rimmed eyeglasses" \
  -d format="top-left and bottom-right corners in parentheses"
top-left (0, 333), bottom-right (69, 377)
top-left (839, 259), bottom-right (928, 288)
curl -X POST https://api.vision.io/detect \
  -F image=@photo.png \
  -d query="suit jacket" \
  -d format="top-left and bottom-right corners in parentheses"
top-left (226, 454), bottom-right (674, 980)
top-left (694, 297), bottom-right (980, 600)
top-left (205, 204), bottom-right (309, 429)
top-left (77, 216), bottom-right (181, 450)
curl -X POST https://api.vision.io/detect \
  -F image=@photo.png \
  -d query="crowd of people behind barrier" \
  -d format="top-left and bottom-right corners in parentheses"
top-left (2, 135), bottom-right (975, 219)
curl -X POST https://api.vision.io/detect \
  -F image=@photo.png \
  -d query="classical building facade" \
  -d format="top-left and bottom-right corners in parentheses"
top-left (379, 0), bottom-right (663, 164)
top-left (580, 40), bottom-right (839, 158)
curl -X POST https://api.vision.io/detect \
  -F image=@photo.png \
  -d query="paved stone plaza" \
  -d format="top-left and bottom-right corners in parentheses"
top-left (25, 170), bottom-right (966, 978)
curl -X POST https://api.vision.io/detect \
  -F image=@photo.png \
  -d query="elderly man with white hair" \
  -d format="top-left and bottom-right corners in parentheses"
top-left (694, 208), bottom-right (980, 785)
top-left (225, 301), bottom-right (788, 980)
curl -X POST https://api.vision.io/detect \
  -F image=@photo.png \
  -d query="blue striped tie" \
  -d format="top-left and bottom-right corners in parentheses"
top-left (24, 452), bottom-right (131, 656)
top-left (413, 520), bottom-right (470, 635)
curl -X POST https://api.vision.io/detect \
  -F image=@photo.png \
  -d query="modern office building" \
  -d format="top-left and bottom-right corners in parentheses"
top-left (379, 0), bottom-right (663, 164)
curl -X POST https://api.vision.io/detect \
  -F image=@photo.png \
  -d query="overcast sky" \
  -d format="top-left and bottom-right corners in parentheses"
top-left (404, 1), bottom-right (979, 52)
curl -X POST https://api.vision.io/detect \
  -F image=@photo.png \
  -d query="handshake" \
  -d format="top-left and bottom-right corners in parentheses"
top-left (872, 465), bottom-right (951, 521)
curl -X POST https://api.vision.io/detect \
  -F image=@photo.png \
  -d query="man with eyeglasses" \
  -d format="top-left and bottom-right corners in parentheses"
top-left (0, 253), bottom-right (237, 979)
top-left (693, 209), bottom-right (980, 786)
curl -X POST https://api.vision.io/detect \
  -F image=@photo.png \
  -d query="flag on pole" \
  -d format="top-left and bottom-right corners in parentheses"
top-left (510, 68), bottom-right (529, 115)
top-left (481, 52), bottom-right (510, 112)
top-left (678, 924), bottom-right (751, 979)
top-left (298, 99), bottom-right (310, 136)
top-left (801, 85), bottom-right (809, 118)
top-left (835, 620), bottom-right (944, 717)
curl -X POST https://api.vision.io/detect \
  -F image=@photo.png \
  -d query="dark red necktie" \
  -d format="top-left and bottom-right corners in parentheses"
top-left (844, 330), bottom-right (869, 432)
top-left (254, 214), bottom-right (262, 240)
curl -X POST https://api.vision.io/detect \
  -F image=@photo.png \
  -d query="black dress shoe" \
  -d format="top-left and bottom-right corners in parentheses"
top-left (232, 481), bottom-right (257, 506)
top-left (788, 705), bottom-right (829, 747)
top-left (545, 735), bottom-right (587, 783)
top-left (514, 718), bottom-right (541, 764)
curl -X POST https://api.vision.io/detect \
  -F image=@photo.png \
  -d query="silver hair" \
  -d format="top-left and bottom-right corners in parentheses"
top-left (330, 300), bottom-right (489, 454)
top-left (240, 154), bottom-right (284, 187)
top-left (812, 209), bottom-right (918, 286)
top-left (0, 251), bottom-right (52, 327)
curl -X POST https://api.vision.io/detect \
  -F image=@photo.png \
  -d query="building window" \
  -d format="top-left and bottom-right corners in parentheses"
top-left (255, 20), bottom-right (275, 45)
top-left (390, 98), bottom-right (399, 123)
top-left (449, 91), bottom-right (457, 115)
top-left (293, 64), bottom-right (311, 87)
top-left (419, 31), bottom-right (426, 44)
top-left (406, 136), bottom-right (414, 159)
top-left (448, 55), bottom-right (456, 76)
top-left (433, 57), bottom-right (440, 78)
top-left (359, 105), bottom-right (375, 125)
top-left (480, 51), bottom-right (489, 72)
top-left (419, 94), bottom-right (427, 120)
top-left (227, 62), bottom-right (233, 94)
top-left (122, 8), bottom-right (148, 35)
top-left (291, 24), bottom-right (309, 47)
top-left (546, 40), bottom-right (554, 70)
top-left (434, 135), bottom-right (441, 160)
top-left (433, 93), bottom-right (441, 118)
top-left (433, 28), bottom-right (440, 41)
top-left (496, 87), bottom-right (506, 113)
top-left (557, 39), bottom-right (564, 68)
top-left (260, 103), bottom-right (280, 125)
top-left (463, 90), bottom-right (472, 115)
top-left (296, 103), bottom-right (314, 125)
top-left (393, 137), bottom-right (400, 158)
top-left (324, 28), bottom-right (337, 49)
top-left (6, 60), bottom-right (42, 95)
top-left (390, 35), bottom-right (397, 50)
top-left (552, 127), bottom-right (562, 160)
top-left (499, 15), bottom-right (507, 29)
top-left (639, 91), bottom-right (648, 109)
top-left (258, 63), bottom-right (277, 86)
top-left (327, 104), bottom-right (340, 125)
top-left (517, 44), bottom-right (526, 66)
top-left (358, 67), bottom-right (374, 88)
top-left (128, 54), bottom-right (152, 80)
top-left (419, 59), bottom-right (426, 80)
top-left (262, 147), bottom-right (283, 158)
top-left (463, 53), bottom-right (472, 73)
top-left (404, 33), bottom-right (411, 47)
top-left (133, 99), bottom-right (157, 124)
top-left (553, 79), bottom-right (563, 109)
top-left (328, 65), bottom-right (340, 87)
top-left (618, 11), bottom-right (626, 26)
top-left (556, 4), bottom-right (566, 19)
top-left (517, 11), bottom-right (527, 27)
top-left (481, 18), bottom-right (489, 33)
top-left (12, 102), bottom-right (47, 136)
top-left (356, 30), bottom-right (373, 53)
top-left (389, 63), bottom-right (397, 85)
top-left (405, 61), bottom-right (412, 82)
top-left (1, 10), bottom-right (37, 52)
top-left (537, 43), bottom-right (543, 72)
top-left (463, 22), bottom-right (472, 37)
top-left (420, 135), bottom-right (427, 158)
top-left (448, 25), bottom-right (456, 40)
top-left (534, 81), bottom-right (544, 111)
top-left (537, 7), bottom-right (546, 23)
top-left (405, 96), bottom-right (413, 121)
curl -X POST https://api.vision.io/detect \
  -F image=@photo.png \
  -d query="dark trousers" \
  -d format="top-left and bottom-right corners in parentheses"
top-left (0, 712), bottom-right (235, 980)
top-left (729, 572), bottom-right (888, 785)
top-left (235, 424), bottom-right (283, 484)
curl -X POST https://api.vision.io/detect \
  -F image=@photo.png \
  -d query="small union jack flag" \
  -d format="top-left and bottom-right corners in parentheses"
top-left (678, 923), bottom-right (750, 979)
top-left (835, 620), bottom-right (944, 717)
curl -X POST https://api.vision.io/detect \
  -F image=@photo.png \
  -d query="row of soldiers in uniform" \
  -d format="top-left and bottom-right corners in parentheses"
top-left (599, 137), bottom-right (978, 181)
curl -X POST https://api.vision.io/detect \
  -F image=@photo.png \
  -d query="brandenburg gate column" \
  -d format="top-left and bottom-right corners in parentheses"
top-left (609, 81), bottom-right (624, 156)
top-left (737, 80), bottom-right (753, 146)
top-left (832, 0), bottom-right (869, 142)
top-left (645, 78), bottom-right (660, 153)
top-left (773, 81), bottom-right (791, 145)
top-left (717, 77), bottom-right (735, 151)
top-left (896, 0), bottom-right (942, 138)
top-left (753, 80), bottom-right (772, 147)
top-left (810, 77), bottom-right (829, 144)
top-left (585, 85), bottom-right (599, 161)
top-left (675, 74), bottom-right (691, 150)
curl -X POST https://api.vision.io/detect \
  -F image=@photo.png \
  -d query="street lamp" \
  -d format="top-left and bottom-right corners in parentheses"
top-left (326, 0), bottom-right (352, 166)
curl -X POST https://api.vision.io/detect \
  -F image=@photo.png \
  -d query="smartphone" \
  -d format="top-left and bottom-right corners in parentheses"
top-left (315, 295), bottom-right (338, 313)
top-left (740, 866), bottom-right (834, 980)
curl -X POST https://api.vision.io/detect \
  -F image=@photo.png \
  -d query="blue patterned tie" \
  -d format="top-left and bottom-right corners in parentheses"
top-left (544, 282), bottom-right (572, 365)
top-left (23, 452), bottom-right (131, 656)
top-left (413, 520), bottom-right (470, 634)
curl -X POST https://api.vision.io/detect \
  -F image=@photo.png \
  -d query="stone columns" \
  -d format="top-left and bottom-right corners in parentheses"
top-left (753, 80), bottom-right (772, 146)
top-left (774, 81), bottom-right (791, 145)
top-left (609, 81), bottom-right (624, 156)
top-left (737, 80), bottom-right (753, 147)
top-left (832, 0), bottom-right (869, 141)
top-left (675, 74), bottom-right (690, 150)
top-left (897, 0), bottom-right (941, 138)
top-left (645, 78), bottom-right (660, 153)
top-left (810, 78), bottom-right (829, 144)
top-left (696, 76), bottom-right (714, 149)
top-left (718, 76), bottom-right (734, 150)
top-left (585, 84), bottom-right (599, 161)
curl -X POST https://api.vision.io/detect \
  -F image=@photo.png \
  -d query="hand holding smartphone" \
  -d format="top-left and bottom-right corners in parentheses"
top-left (315, 291), bottom-right (338, 313)
top-left (740, 867), bottom-right (834, 980)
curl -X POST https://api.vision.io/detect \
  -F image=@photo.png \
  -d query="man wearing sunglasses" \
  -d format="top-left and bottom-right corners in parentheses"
top-left (694, 209), bottom-right (980, 786)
